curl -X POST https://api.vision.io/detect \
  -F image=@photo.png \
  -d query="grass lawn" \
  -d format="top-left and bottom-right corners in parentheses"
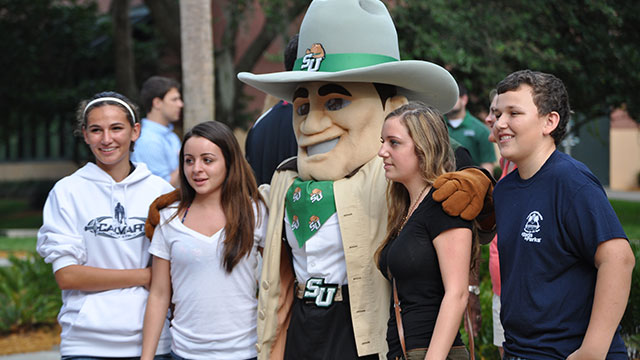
top-left (0, 237), bottom-right (37, 252)
top-left (611, 199), bottom-right (640, 241)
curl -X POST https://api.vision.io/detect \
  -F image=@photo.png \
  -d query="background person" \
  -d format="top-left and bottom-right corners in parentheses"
top-left (37, 91), bottom-right (173, 359)
top-left (483, 89), bottom-right (515, 358)
top-left (446, 81), bottom-right (496, 173)
top-left (132, 76), bottom-right (184, 187)
top-left (142, 121), bottom-right (267, 360)
top-left (377, 102), bottom-right (475, 360)
top-left (245, 34), bottom-right (299, 185)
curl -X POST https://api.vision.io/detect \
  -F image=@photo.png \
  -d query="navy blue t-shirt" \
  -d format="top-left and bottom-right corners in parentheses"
top-left (494, 150), bottom-right (628, 359)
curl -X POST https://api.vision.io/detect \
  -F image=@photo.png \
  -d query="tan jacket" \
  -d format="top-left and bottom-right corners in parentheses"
top-left (256, 156), bottom-right (391, 359)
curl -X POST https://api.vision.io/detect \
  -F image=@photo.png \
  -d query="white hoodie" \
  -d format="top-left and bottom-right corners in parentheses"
top-left (37, 162), bottom-right (173, 357)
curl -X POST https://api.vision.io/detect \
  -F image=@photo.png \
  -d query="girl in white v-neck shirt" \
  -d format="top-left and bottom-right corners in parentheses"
top-left (149, 201), bottom-right (266, 359)
top-left (141, 121), bottom-right (267, 360)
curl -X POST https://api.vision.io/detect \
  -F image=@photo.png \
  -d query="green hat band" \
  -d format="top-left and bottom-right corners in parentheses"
top-left (293, 53), bottom-right (398, 73)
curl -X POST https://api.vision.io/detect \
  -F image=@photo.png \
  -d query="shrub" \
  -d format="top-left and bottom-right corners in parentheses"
top-left (0, 253), bottom-right (61, 334)
top-left (0, 180), bottom-right (57, 210)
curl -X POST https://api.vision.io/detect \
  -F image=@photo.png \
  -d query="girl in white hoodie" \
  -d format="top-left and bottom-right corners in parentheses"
top-left (37, 91), bottom-right (173, 359)
top-left (141, 121), bottom-right (267, 360)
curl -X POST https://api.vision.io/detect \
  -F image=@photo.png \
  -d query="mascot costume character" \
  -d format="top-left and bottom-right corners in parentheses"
top-left (146, 0), bottom-right (494, 359)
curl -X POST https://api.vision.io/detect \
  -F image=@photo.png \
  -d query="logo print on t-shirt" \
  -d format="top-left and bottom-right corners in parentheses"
top-left (521, 211), bottom-right (543, 243)
top-left (84, 202), bottom-right (146, 241)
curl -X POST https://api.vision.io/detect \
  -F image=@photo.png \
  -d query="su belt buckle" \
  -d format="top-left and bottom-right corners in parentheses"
top-left (302, 277), bottom-right (340, 307)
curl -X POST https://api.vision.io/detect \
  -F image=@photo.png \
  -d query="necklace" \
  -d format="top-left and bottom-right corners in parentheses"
top-left (399, 184), bottom-right (429, 232)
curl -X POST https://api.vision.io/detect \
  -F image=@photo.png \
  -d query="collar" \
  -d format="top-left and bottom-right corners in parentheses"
top-left (141, 118), bottom-right (174, 133)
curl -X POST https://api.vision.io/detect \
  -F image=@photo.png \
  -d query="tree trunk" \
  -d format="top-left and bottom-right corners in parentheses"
top-left (143, 0), bottom-right (181, 56)
top-left (112, 0), bottom-right (138, 100)
top-left (179, 0), bottom-right (214, 132)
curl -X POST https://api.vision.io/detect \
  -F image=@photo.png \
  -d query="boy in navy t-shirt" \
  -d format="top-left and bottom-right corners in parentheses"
top-left (492, 70), bottom-right (635, 359)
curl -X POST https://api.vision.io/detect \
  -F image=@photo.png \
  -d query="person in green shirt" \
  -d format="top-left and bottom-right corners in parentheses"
top-left (446, 81), bottom-right (497, 173)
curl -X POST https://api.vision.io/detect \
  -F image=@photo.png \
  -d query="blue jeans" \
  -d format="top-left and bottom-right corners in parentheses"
top-left (170, 351), bottom-right (256, 360)
top-left (62, 355), bottom-right (171, 360)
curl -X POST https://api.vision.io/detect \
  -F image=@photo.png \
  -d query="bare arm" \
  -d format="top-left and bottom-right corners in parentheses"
top-left (567, 238), bottom-right (635, 360)
top-left (141, 256), bottom-right (172, 360)
top-left (426, 227), bottom-right (473, 360)
top-left (54, 265), bottom-right (150, 292)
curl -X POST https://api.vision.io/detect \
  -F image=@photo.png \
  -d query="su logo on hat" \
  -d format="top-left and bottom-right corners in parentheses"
top-left (300, 43), bottom-right (326, 72)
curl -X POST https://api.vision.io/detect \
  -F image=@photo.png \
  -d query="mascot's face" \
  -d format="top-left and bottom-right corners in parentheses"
top-left (292, 81), bottom-right (405, 181)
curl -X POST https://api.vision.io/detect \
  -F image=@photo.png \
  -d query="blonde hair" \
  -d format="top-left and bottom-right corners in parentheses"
top-left (375, 102), bottom-right (477, 270)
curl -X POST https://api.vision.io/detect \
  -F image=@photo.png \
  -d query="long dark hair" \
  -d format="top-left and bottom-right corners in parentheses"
top-left (173, 121), bottom-right (264, 273)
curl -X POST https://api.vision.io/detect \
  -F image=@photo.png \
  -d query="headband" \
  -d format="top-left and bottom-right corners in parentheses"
top-left (82, 97), bottom-right (137, 125)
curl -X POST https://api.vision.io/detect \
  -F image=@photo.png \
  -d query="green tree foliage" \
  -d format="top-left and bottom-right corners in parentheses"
top-left (0, 0), bottom-right (113, 143)
top-left (391, 0), bottom-right (640, 126)
top-left (0, 0), bottom-right (163, 162)
top-left (211, 0), bottom-right (309, 128)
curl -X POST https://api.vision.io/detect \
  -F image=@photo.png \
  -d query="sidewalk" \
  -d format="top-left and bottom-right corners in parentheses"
top-left (606, 188), bottom-right (640, 202)
top-left (0, 348), bottom-right (59, 360)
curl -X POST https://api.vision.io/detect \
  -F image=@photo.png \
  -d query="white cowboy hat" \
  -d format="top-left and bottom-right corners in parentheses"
top-left (237, 0), bottom-right (458, 113)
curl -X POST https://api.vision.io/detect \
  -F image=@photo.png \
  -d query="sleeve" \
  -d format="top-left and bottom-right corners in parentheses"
top-left (562, 181), bottom-right (628, 264)
top-left (133, 135), bottom-right (172, 181)
top-left (254, 200), bottom-right (269, 248)
top-left (427, 198), bottom-right (474, 240)
top-left (36, 185), bottom-right (86, 273)
top-left (149, 211), bottom-right (172, 260)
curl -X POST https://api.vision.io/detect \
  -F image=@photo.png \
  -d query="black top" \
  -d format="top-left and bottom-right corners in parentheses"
top-left (245, 100), bottom-right (298, 185)
top-left (453, 146), bottom-right (474, 169)
top-left (378, 189), bottom-right (473, 359)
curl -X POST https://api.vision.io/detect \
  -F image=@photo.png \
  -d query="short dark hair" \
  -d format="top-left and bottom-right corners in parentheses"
top-left (140, 76), bottom-right (181, 114)
top-left (284, 34), bottom-right (299, 71)
top-left (457, 81), bottom-right (468, 97)
top-left (496, 70), bottom-right (571, 145)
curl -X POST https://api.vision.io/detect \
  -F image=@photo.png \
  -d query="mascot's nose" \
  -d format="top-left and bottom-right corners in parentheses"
top-left (300, 109), bottom-right (333, 134)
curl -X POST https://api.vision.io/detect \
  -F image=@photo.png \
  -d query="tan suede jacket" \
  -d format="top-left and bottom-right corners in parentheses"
top-left (255, 156), bottom-right (391, 359)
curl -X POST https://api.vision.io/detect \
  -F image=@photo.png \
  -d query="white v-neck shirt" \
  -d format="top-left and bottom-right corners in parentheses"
top-left (150, 201), bottom-right (267, 360)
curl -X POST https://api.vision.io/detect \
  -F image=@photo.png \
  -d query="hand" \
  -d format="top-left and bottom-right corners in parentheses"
top-left (145, 189), bottom-right (181, 239)
top-left (433, 168), bottom-right (493, 220)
